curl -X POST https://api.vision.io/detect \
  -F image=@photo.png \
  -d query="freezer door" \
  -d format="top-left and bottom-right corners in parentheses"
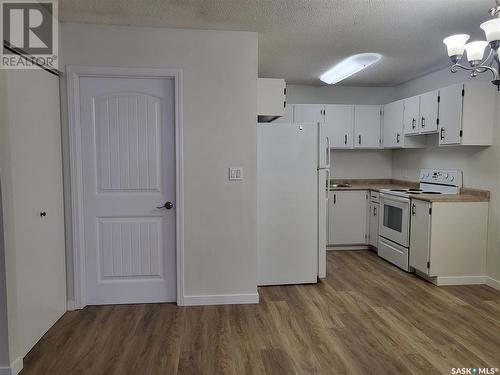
top-left (258, 123), bottom-right (319, 285)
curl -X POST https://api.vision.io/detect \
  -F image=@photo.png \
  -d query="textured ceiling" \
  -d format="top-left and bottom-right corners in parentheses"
top-left (59, 0), bottom-right (494, 86)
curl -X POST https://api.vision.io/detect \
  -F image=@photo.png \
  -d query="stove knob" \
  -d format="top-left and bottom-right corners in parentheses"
top-left (420, 173), bottom-right (425, 179)
top-left (449, 175), bottom-right (454, 181)
top-left (444, 173), bottom-right (449, 179)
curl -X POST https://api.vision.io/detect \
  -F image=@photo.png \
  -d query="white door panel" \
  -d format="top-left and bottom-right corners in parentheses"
top-left (7, 70), bottom-right (66, 356)
top-left (420, 90), bottom-right (439, 134)
top-left (80, 76), bottom-right (176, 304)
top-left (439, 83), bottom-right (463, 145)
top-left (403, 95), bottom-right (420, 135)
top-left (325, 104), bottom-right (354, 149)
top-left (258, 123), bottom-right (318, 285)
top-left (293, 104), bottom-right (324, 123)
top-left (354, 105), bottom-right (381, 148)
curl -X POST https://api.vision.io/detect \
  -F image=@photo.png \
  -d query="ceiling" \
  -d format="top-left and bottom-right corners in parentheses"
top-left (59, 0), bottom-right (494, 86)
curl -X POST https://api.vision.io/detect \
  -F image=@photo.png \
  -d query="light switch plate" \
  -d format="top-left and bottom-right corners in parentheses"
top-left (229, 167), bottom-right (243, 181)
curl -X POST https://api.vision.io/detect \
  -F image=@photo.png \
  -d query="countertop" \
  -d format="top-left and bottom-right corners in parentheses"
top-left (329, 179), bottom-right (490, 203)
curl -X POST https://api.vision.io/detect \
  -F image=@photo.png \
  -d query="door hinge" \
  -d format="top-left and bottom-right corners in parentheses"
top-left (462, 88), bottom-right (465, 97)
top-left (284, 87), bottom-right (287, 95)
top-left (436, 118), bottom-right (439, 125)
top-left (427, 261), bottom-right (430, 269)
top-left (459, 130), bottom-right (463, 137)
top-left (429, 207), bottom-right (432, 215)
top-left (437, 95), bottom-right (440, 103)
top-left (284, 101), bottom-right (286, 108)
top-left (365, 233), bottom-right (367, 240)
top-left (366, 193), bottom-right (368, 200)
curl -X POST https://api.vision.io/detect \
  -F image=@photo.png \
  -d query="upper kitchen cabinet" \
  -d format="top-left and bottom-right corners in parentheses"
top-left (293, 104), bottom-right (324, 124)
top-left (403, 90), bottom-right (439, 135)
top-left (257, 78), bottom-right (286, 122)
top-left (439, 82), bottom-right (495, 146)
top-left (419, 89), bottom-right (439, 134)
top-left (383, 100), bottom-right (425, 149)
top-left (324, 104), bottom-right (354, 149)
top-left (403, 95), bottom-right (420, 135)
top-left (354, 105), bottom-right (381, 149)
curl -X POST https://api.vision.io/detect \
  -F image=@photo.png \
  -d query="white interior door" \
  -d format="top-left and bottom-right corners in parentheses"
top-left (5, 70), bottom-right (66, 356)
top-left (79, 76), bottom-right (176, 305)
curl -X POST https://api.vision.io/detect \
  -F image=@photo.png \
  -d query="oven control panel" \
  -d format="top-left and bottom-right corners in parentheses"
top-left (419, 169), bottom-right (462, 187)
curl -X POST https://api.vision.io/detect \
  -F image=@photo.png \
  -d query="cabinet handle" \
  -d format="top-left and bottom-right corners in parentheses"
top-left (440, 127), bottom-right (445, 140)
top-left (396, 133), bottom-right (400, 143)
top-left (373, 206), bottom-right (377, 216)
top-left (421, 117), bottom-right (425, 128)
top-left (344, 134), bottom-right (347, 145)
top-left (411, 203), bottom-right (416, 216)
top-left (333, 194), bottom-right (336, 204)
top-left (358, 135), bottom-right (361, 145)
top-left (412, 118), bottom-right (416, 129)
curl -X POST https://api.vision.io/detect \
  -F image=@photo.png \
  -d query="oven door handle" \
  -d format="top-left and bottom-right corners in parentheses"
top-left (380, 194), bottom-right (411, 204)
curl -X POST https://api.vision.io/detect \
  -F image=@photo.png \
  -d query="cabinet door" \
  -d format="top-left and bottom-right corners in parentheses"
top-left (354, 105), bottom-right (381, 148)
top-left (382, 100), bottom-right (404, 148)
top-left (409, 200), bottom-right (431, 274)
top-left (329, 191), bottom-right (368, 245)
top-left (419, 90), bottom-right (439, 134)
top-left (369, 202), bottom-right (379, 247)
top-left (403, 95), bottom-right (420, 135)
top-left (325, 104), bottom-right (354, 149)
top-left (438, 83), bottom-right (463, 145)
top-left (273, 104), bottom-right (294, 123)
top-left (293, 104), bottom-right (324, 124)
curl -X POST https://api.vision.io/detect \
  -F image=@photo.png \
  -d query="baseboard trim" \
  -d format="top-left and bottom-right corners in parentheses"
top-left (182, 293), bottom-right (259, 306)
top-left (327, 245), bottom-right (371, 251)
top-left (0, 357), bottom-right (23, 375)
top-left (486, 277), bottom-right (500, 290)
top-left (434, 276), bottom-right (486, 286)
top-left (66, 300), bottom-right (75, 311)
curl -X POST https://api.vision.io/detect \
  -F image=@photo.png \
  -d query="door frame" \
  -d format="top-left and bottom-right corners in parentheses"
top-left (67, 66), bottom-right (184, 308)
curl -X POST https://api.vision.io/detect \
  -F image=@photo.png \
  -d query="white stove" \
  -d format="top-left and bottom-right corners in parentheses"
top-left (381, 169), bottom-right (462, 198)
top-left (378, 169), bottom-right (462, 272)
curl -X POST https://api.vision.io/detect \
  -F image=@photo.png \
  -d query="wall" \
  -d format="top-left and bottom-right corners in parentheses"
top-left (330, 150), bottom-right (393, 179)
top-left (287, 84), bottom-right (394, 180)
top-left (0, 69), bottom-right (20, 372)
top-left (286, 84), bottom-right (395, 105)
top-left (391, 67), bottom-right (500, 282)
top-left (60, 23), bottom-right (258, 302)
top-left (0, 178), bottom-right (10, 369)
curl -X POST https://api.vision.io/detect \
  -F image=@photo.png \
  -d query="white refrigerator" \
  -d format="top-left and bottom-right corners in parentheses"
top-left (257, 122), bottom-right (330, 285)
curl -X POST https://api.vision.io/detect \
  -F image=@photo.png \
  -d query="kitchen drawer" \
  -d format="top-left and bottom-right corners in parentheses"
top-left (370, 191), bottom-right (380, 203)
top-left (378, 237), bottom-right (410, 272)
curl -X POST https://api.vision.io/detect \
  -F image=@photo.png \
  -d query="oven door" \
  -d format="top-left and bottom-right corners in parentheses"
top-left (379, 194), bottom-right (410, 247)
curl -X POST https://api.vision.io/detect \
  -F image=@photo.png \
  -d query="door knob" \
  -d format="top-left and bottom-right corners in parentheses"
top-left (157, 201), bottom-right (173, 210)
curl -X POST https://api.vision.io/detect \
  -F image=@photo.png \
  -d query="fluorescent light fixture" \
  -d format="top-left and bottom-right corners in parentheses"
top-left (320, 53), bottom-right (382, 84)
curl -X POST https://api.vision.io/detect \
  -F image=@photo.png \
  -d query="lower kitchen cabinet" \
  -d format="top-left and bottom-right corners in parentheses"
top-left (328, 190), bottom-right (368, 245)
top-left (409, 199), bottom-right (488, 280)
top-left (368, 201), bottom-right (379, 248)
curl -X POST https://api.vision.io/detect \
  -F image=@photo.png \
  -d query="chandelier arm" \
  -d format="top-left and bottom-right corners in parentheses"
top-left (479, 48), bottom-right (495, 66)
top-left (475, 65), bottom-right (500, 80)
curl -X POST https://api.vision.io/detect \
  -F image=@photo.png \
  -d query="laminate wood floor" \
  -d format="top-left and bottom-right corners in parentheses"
top-left (21, 251), bottom-right (500, 375)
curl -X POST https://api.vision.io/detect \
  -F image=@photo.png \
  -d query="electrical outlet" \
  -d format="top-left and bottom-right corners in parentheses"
top-left (229, 167), bottom-right (243, 181)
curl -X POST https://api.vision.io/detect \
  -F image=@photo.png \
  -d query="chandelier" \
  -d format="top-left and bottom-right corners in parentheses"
top-left (443, 0), bottom-right (500, 90)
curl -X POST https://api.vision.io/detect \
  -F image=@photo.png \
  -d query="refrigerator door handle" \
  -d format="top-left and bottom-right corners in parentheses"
top-left (325, 169), bottom-right (330, 199)
top-left (326, 136), bottom-right (331, 168)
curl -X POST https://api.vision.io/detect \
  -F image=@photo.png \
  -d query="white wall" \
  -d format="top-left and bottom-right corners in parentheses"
top-left (286, 84), bottom-right (394, 180)
top-left (0, 183), bottom-right (9, 371)
top-left (391, 67), bottom-right (500, 282)
top-left (60, 23), bottom-right (258, 301)
top-left (330, 150), bottom-right (392, 179)
top-left (287, 84), bottom-right (396, 105)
